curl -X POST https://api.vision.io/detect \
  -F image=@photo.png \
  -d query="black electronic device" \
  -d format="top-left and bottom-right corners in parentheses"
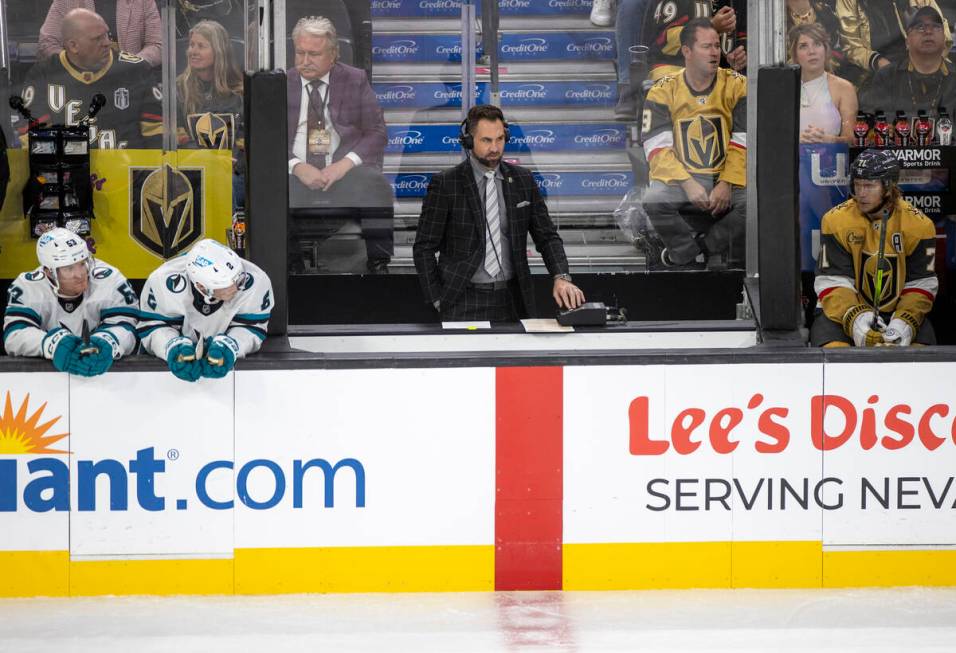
top-left (556, 302), bottom-right (628, 327)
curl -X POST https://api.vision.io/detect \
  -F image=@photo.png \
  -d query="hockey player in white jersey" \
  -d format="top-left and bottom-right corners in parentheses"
top-left (139, 238), bottom-right (272, 382)
top-left (3, 228), bottom-right (139, 376)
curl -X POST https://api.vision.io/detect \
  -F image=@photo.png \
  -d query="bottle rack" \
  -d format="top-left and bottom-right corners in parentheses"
top-left (24, 123), bottom-right (94, 238)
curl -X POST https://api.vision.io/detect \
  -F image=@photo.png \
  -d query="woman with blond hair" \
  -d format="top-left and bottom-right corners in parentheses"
top-left (176, 20), bottom-right (245, 207)
top-left (790, 22), bottom-right (859, 144)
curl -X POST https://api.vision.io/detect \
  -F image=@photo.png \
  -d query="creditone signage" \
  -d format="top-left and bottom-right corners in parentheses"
top-left (374, 82), bottom-right (489, 109)
top-left (386, 170), bottom-right (634, 198)
top-left (383, 123), bottom-right (626, 155)
top-left (373, 82), bottom-right (616, 109)
top-left (371, 0), bottom-right (590, 17)
top-left (371, 35), bottom-right (484, 63)
top-left (499, 32), bottom-right (615, 61)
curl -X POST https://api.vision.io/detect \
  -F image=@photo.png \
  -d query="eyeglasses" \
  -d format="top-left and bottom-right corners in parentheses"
top-left (910, 22), bottom-right (943, 33)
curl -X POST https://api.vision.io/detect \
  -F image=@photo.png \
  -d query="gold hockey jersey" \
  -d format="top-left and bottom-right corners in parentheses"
top-left (642, 68), bottom-right (747, 186)
top-left (814, 196), bottom-right (938, 330)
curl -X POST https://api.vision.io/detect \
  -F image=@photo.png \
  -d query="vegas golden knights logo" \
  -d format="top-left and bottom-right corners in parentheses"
top-left (679, 115), bottom-right (726, 171)
top-left (860, 251), bottom-right (900, 312)
top-left (187, 112), bottom-right (236, 150)
top-left (130, 164), bottom-right (204, 258)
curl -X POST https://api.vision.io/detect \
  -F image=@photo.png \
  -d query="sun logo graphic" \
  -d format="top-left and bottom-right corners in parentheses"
top-left (0, 392), bottom-right (68, 455)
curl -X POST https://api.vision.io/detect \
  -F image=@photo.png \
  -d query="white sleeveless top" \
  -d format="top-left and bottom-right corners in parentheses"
top-left (799, 73), bottom-right (842, 137)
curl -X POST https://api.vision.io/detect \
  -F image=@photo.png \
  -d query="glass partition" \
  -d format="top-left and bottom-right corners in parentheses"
top-left (0, 0), bottom-right (760, 324)
top-left (791, 1), bottom-right (955, 336)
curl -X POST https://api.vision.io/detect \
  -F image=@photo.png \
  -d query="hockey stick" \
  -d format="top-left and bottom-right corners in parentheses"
top-left (79, 319), bottom-right (99, 355)
top-left (176, 335), bottom-right (203, 363)
top-left (871, 207), bottom-right (892, 329)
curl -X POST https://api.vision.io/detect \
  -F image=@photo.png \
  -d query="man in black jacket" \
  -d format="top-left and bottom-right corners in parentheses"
top-left (413, 105), bottom-right (585, 322)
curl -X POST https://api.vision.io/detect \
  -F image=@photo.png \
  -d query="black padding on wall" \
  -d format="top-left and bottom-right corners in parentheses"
top-left (244, 71), bottom-right (288, 335)
top-left (756, 65), bottom-right (801, 331)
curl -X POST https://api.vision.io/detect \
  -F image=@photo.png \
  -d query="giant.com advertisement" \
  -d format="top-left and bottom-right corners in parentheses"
top-left (0, 368), bottom-right (495, 558)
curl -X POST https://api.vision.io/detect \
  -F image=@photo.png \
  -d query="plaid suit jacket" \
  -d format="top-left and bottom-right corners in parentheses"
top-left (287, 64), bottom-right (386, 171)
top-left (413, 158), bottom-right (570, 317)
top-left (39, 0), bottom-right (163, 67)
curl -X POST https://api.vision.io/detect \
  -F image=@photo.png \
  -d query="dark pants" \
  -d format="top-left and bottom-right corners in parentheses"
top-left (643, 178), bottom-right (746, 265)
top-left (810, 309), bottom-right (937, 347)
top-left (440, 281), bottom-right (521, 322)
top-left (289, 165), bottom-right (394, 263)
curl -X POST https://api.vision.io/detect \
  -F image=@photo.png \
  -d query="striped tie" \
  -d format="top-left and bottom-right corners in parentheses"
top-left (484, 170), bottom-right (501, 278)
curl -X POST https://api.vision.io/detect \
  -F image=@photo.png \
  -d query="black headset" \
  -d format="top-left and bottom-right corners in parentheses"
top-left (459, 106), bottom-right (511, 150)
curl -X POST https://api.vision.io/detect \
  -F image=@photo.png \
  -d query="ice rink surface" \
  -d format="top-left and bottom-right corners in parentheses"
top-left (1, 588), bottom-right (954, 652)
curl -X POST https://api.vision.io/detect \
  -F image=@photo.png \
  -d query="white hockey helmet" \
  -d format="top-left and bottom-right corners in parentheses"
top-left (185, 239), bottom-right (245, 298)
top-left (36, 227), bottom-right (94, 294)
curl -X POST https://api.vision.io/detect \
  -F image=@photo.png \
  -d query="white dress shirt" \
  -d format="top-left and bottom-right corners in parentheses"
top-left (288, 72), bottom-right (363, 174)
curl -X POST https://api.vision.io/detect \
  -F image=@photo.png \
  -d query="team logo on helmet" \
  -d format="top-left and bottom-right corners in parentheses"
top-left (130, 164), bottom-right (204, 258)
top-left (188, 112), bottom-right (236, 150)
top-left (113, 87), bottom-right (130, 110)
top-left (679, 115), bottom-right (726, 171)
top-left (166, 273), bottom-right (187, 293)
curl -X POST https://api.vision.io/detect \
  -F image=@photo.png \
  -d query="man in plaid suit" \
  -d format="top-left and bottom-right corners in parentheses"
top-left (413, 104), bottom-right (585, 322)
top-left (287, 15), bottom-right (393, 274)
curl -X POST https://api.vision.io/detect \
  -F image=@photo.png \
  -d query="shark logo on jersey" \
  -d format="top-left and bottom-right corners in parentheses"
top-left (92, 267), bottom-right (113, 279)
top-left (188, 112), bottom-right (236, 150)
top-left (130, 165), bottom-right (204, 258)
top-left (25, 270), bottom-right (45, 281)
top-left (166, 273), bottom-right (187, 293)
top-left (242, 274), bottom-right (254, 291)
top-left (113, 88), bottom-right (130, 110)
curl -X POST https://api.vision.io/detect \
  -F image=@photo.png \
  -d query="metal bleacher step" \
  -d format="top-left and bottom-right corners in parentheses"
top-left (384, 119), bottom-right (628, 156)
top-left (371, 0), bottom-right (592, 20)
top-left (369, 0), bottom-right (637, 269)
top-left (372, 60), bottom-right (614, 82)
top-left (371, 29), bottom-right (615, 65)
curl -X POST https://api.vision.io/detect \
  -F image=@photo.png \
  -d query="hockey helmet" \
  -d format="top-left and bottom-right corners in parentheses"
top-left (185, 239), bottom-right (245, 298)
top-left (849, 149), bottom-right (901, 191)
top-left (36, 228), bottom-right (93, 294)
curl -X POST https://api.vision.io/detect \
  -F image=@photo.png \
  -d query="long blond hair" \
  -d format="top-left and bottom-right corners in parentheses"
top-left (176, 20), bottom-right (243, 116)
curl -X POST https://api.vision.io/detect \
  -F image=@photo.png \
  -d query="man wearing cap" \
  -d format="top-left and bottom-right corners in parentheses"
top-left (860, 6), bottom-right (956, 119)
top-left (836, 0), bottom-right (951, 77)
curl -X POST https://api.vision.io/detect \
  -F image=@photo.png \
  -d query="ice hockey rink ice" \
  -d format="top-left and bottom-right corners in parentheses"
top-left (1, 588), bottom-right (955, 652)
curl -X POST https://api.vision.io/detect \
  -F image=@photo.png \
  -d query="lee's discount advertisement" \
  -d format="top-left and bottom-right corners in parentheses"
top-left (563, 363), bottom-right (956, 547)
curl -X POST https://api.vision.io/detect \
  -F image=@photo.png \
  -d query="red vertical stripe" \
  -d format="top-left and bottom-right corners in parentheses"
top-left (495, 366), bottom-right (563, 590)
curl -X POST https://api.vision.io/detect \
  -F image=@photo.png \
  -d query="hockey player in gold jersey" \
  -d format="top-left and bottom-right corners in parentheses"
top-left (641, 17), bottom-right (747, 269)
top-left (811, 148), bottom-right (938, 347)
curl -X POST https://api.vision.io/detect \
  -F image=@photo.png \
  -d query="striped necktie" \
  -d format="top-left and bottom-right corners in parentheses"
top-left (483, 170), bottom-right (501, 278)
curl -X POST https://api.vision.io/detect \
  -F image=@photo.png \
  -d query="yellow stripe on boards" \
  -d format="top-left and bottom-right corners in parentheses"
top-left (0, 551), bottom-right (69, 597)
top-left (823, 549), bottom-right (956, 587)
top-left (731, 541), bottom-right (822, 588)
top-left (235, 545), bottom-right (494, 594)
top-left (563, 542), bottom-right (732, 590)
top-left (69, 557), bottom-right (235, 596)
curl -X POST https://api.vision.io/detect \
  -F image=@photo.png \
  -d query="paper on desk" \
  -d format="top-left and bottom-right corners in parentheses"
top-left (442, 321), bottom-right (492, 329)
top-left (520, 319), bottom-right (574, 333)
